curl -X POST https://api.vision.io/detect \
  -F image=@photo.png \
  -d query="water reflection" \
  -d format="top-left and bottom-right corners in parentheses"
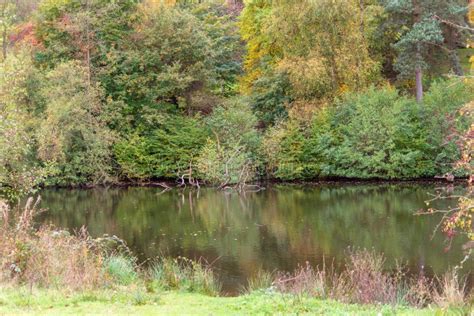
top-left (39, 184), bottom-right (472, 294)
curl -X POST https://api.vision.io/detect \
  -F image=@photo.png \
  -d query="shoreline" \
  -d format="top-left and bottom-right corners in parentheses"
top-left (39, 177), bottom-right (467, 191)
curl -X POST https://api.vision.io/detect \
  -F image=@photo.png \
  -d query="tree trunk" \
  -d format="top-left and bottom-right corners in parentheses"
top-left (413, 0), bottom-right (423, 102)
top-left (2, 28), bottom-right (6, 60)
top-left (449, 50), bottom-right (464, 76)
top-left (415, 66), bottom-right (423, 103)
top-left (446, 26), bottom-right (464, 76)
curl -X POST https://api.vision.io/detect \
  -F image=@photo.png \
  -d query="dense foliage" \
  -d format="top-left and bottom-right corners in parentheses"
top-left (0, 0), bottom-right (473, 199)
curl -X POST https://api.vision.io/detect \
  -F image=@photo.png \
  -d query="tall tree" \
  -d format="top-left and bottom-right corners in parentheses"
top-left (34, 0), bottom-right (138, 71)
top-left (384, 0), bottom-right (470, 102)
top-left (0, 0), bottom-right (16, 60)
top-left (239, 0), bottom-right (276, 94)
top-left (268, 0), bottom-right (379, 99)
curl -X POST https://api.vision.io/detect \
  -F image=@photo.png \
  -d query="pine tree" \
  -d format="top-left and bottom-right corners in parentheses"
top-left (383, 0), bottom-right (470, 102)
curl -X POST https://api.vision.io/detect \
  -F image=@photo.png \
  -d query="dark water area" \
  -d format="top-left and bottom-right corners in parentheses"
top-left (38, 183), bottom-right (472, 295)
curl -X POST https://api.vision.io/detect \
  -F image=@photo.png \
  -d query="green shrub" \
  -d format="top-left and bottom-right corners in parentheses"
top-left (249, 70), bottom-right (292, 126)
top-left (321, 87), bottom-right (421, 179)
top-left (115, 114), bottom-right (208, 180)
top-left (262, 80), bottom-right (472, 180)
top-left (196, 98), bottom-right (261, 185)
top-left (104, 256), bottom-right (137, 286)
top-left (37, 61), bottom-right (115, 186)
top-left (262, 120), bottom-right (306, 180)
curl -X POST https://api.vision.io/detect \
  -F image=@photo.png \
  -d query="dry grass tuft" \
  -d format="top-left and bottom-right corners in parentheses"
top-left (270, 249), bottom-right (470, 308)
top-left (0, 197), bottom-right (104, 290)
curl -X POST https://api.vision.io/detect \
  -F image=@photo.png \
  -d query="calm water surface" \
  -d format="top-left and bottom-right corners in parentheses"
top-left (39, 183), bottom-right (472, 294)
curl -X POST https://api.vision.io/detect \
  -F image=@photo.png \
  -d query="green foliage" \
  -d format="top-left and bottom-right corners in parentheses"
top-left (150, 257), bottom-right (220, 296)
top-left (37, 61), bottom-right (115, 185)
top-left (190, 1), bottom-right (243, 96)
top-left (323, 88), bottom-right (425, 178)
top-left (0, 0), bottom-right (471, 191)
top-left (34, 0), bottom-right (138, 68)
top-left (101, 5), bottom-right (213, 116)
top-left (196, 98), bottom-right (260, 185)
top-left (0, 50), bottom-right (46, 201)
top-left (104, 255), bottom-right (137, 286)
top-left (383, 0), bottom-right (469, 79)
top-left (249, 69), bottom-right (292, 126)
top-left (264, 80), bottom-right (473, 180)
top-left (114, 114), bottom-right (208, 180)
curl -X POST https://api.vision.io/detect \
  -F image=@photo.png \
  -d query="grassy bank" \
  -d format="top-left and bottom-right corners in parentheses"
top-left (0, 287), bottom-right (465, 315)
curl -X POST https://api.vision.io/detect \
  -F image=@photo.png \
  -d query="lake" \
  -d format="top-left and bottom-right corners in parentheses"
top-left (39, 183), bottom-right (472, 295)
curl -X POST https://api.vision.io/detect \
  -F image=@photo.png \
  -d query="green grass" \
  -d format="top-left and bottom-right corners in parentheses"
top-left (103, 256), bottom-right (137, 285)
top-left (0, 287), bottom-right (467, 315)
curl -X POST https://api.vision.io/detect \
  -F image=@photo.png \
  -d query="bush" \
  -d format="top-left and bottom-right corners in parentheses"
top-left (261, 80), bottom-right (472, 180)
top-left (249, 70), bottom-right (292, 126)
top-left (114, 114), bottom-right (208, 180)
top-left (196, 98), bottom-right (261, 186)
top-left (321, 87), bottom-right (426, 179)
top-left (262, 120), bottom-right (306, 180)
top-left (322, 81), bottom-right (473, 179)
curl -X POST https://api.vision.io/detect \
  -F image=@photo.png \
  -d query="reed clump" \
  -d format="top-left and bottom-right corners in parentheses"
top-left (270, 249), bottom-right (470, 308)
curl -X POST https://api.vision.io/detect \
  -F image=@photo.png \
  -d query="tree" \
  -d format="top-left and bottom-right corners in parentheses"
top-left (190, 1), bottom-right (244, 96)
top-left (383, 0), bottom-right (470, 102)
top-left (269, 0), bottom-right (379, 100)
top-left (0, 49), bottom-right (45, 201)
top-left (0, 0), bottom-right (16, 60)
top-left (37, 61), bottom-right (115, 185)
top-left (239, 0), bottom-right (275, 93)
top-left (101, 5), bottom-right (214, 120)
top-left (34, 0), bottom-right (138, 71)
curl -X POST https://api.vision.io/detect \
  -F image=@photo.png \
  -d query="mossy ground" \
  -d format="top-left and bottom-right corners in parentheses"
top-left (0, 287), bottom-right (467, 315)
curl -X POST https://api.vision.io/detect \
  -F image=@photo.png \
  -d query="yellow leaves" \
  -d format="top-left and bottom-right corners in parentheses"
top-left (468, 3), bottom-right (474, 25)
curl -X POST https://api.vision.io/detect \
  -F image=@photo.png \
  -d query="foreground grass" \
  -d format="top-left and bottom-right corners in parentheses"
top-left (0, 287), bottom-right (467, 315)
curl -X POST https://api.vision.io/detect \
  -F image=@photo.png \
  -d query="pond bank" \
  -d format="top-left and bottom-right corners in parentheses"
top-left (36, 176), bottom-right (467, 190)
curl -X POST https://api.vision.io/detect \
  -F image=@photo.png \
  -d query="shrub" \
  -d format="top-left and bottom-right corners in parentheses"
top-left (196, 98), bottom-right (261, 186)
top-left (114, 114), bottom-right (208, 180)
top-left (262, 120), bottom-right (306, 180)
top-left (261, 80), bottom-right (473, 181)
top-left (249, 70), bottom-right (292, 126)
top-left (315, 81), bottom-right (471, 179)
top-left (321, 87), bottom-right (420, 179)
